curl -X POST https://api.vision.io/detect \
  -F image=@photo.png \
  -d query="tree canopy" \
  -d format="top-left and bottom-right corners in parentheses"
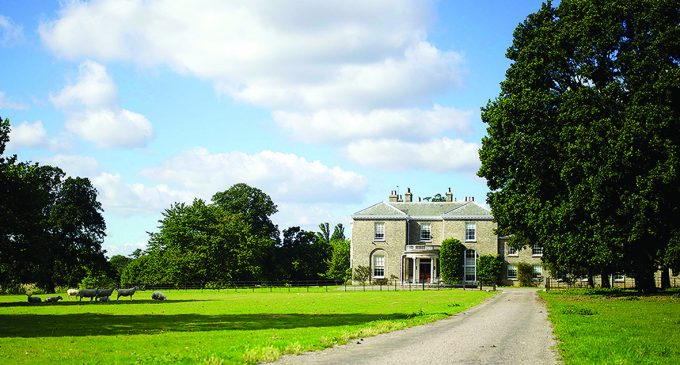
top-left (478, 0), bottom-right (679, 290)
top-left (0, 116), bottom-right (110, 293)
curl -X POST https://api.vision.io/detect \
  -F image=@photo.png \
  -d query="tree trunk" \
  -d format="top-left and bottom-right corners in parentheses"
top-left (587, 274), bottom-right (595, 288)
top-left (635, 271), bottom-right (656, 293)
top-left (661, 267), bottom-right (671, 289)
top-left (600, 269), bottom-right (611, 288)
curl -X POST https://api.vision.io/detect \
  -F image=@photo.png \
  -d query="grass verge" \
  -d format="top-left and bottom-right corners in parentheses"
top-left (0, 288), bottom-right (495, 364)
top-left (539, 288), bottom-right (680, 365)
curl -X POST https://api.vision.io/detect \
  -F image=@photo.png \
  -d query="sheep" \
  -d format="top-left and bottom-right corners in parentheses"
top-left (78, 288), bottom-right (99, 301)
top-left (116, 286), bottom-right (139, 300)
top-left (27, 294), bottom-right (41, 303)
top-left (45, 296), bottom-right (63, 303)
top-left (98, 296), bottom-right (110, 302)
top-left (151, 291), bottom-right (166, 301)
top-left (66, 288), bottom-right (79, 300)
top-left (96, 287), bottom-right (115, 300)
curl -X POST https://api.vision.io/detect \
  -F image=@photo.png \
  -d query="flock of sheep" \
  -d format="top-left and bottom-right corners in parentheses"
top-left (26, 286), bottom-right (167, 303)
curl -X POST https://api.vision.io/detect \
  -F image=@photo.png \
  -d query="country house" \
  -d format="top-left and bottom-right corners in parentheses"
top-left (350, 187), bottom-right (543, 285)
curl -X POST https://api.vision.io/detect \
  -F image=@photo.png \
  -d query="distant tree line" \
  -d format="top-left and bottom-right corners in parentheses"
top-left (0, 115), bottom-right (351, 293)
top-left (117, 184), bottom-right (351, 286)
top-left (0, 116), bottom-right (112, 293)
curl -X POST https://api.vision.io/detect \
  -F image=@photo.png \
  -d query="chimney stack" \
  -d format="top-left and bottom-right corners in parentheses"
top-left (446, 187), bottom-right (453, 202)
top-left (389, 190), bottom-right (398, 202)
top-left (405, 187), bottom-right (412, 203)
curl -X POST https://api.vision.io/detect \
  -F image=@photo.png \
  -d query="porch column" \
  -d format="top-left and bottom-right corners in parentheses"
top-left (413, 258), bottom-right (417, 283)
top-left (430, 257), bottom-right (434, 284)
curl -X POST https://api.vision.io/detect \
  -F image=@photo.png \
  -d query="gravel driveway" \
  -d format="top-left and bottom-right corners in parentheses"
top-left (272, 288), bottom-right (559, 365)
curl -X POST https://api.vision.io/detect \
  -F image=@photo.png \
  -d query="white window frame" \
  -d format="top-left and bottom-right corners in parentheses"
top-left (465, 223), bottom-right (476, 242)
top-left (532, 264), bottom-right (543, 280)
top-left (507, 264), bottom-right (517, 280)
top-left (420, 223), bottom-right (432, 242)
top-left (532, 243), bottom-right (543, 256)
top-left (614, 273), bottom-right (625, 282)
top-left (374, 222), bottom-right (385, 241)
top-left (373, 254), bottom-right (385, 278)
top-left (507, 245), bottom-right (518, 256)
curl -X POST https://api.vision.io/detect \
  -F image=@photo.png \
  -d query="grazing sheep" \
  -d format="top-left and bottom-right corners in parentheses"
top-left (27, 295), bottom-right (41, 303)
top-left (96, 287), bottom-right (115, 300)
top-left (116, 286), bottom-right (139, 300)
top-left (45, 296), bottom-right (63, 303)
top-left (98, 296), bottom-right (110, 302)
top-left (151, 291), bottom-right (166, 301)
top-left (78, 288), bottom-right (99, 301)
top-left (67, 288), bottom-right (79, 300)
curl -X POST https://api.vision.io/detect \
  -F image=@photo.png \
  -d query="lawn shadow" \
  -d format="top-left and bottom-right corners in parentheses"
top-left (0, 312), bottom-right (410, 338)
top-left (0, 299), bottom-right (202, 308)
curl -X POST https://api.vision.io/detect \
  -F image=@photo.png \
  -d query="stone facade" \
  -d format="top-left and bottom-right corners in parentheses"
top-left (351, 188), bottom-right (503, 285)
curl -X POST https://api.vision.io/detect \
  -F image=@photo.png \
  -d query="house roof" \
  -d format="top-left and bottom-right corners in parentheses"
top-left (352, 201), bottom-right (493, 220)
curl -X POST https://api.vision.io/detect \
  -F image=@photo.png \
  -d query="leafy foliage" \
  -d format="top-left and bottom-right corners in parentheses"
top-left (324, 239), bottom-right (351, 282)
top-left (478, 0), bottom-right (680, 290)
top-left (353, 265), bottom-right (371, 284)
top-left (517, 262), bottom-right (535, 287)
top-left (477, 255), bottom-right (503, 285)
top-left (439, 238), bottom-right (466, 284)
top-left (0, 116), bottom-right (110, 292)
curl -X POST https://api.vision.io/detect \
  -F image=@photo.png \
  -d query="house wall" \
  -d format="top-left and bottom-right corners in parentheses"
top-left (443, 220), bottom-right (498, 255)
top-left (351, 219), bottom-right (406, 282)
top-left (501, 239), bottom-right (545, 286)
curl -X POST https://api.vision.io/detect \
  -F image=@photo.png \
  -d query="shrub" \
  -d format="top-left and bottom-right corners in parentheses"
top-left (517, 262), bottom-right (534, 286)
top-left (477, 255), bottom-right (503, 286)
top-left (373, 278), bottom-right (388, 285)
top-left (79, 272), bottom-right (116, 289)
top-left (440, 238), bottom-right (466, 284)
top-left (353, 265), bottom-right (370, 284)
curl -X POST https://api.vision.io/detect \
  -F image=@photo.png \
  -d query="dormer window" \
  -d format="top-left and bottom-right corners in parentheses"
top-left (420, 223), bottom-right (431, 241)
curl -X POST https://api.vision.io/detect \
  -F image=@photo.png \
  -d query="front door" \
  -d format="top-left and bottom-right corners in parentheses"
top-left (419, 259), bottom-right (431, 283)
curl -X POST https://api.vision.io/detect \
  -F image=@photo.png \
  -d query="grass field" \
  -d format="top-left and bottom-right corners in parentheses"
top-left (0, 288), bottom-right (494, 364)
top-left (539, 289), bottom-right (680, 365)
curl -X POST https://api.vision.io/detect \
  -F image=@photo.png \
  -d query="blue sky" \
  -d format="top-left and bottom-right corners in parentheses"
top-left (1, 0), bottom-right (545, 257)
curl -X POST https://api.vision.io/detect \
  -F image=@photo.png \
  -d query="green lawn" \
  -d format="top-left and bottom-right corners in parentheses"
top-left (0, 288), bottom-right (494, 364)
top-left (540, 289), bottom-right (680, 365)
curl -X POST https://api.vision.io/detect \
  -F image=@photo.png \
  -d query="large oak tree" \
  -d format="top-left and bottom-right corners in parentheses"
top-left (478, 0), bottom-right (679, 291)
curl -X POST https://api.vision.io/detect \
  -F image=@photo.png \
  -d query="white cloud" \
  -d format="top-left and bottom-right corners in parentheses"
top-left (275, 105), bottom-right (474, 143)
top-left (50, 61), bottom-right (117, 110)
top-left (0, 15), bottom-right (23, 45)
top-left (65, 109), bottom-right (153, 148)
top-left (140, 148), bottom-right (368, 204)
top-left (51, 61), bottom-right (153, 148)
top-left (39, 1), bottom-right (461, 111)
top-left (39, 154), bottom-right (101, 177)
top-left (7, 120), bottom-right (64, 150)
top-left (346, 138), bottom-right (480, 172)
top-left (92, 172), bottom-right (195, 216)
top-left (0, 91), bottom-right (28, 110)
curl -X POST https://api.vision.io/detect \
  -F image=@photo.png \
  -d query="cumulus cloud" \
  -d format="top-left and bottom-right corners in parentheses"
top-left (92, 172), bottom-right (195, 216)
top-left (39, 1), bottom-right (461, 111)
top-left (275, 105), bottom-right (474, 143)
top-left (0, 91), bottom-right (28, 110)
top-left (39, 154), bottom-right (101, 177)
top-left (7, 121), bottom-right (64, 150)
top-left (51, 60), bottom-right (153, 148)
top-left (50, 61), bottom-right (117, 110)
top-left (0, 15), bottom-right (23, 45)
top-left (65, 109), bottom-right (153, 149)
top-left (346, 138), bottom-right (480, 172)
top-left (140, 148), bottom-right (368, 204)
